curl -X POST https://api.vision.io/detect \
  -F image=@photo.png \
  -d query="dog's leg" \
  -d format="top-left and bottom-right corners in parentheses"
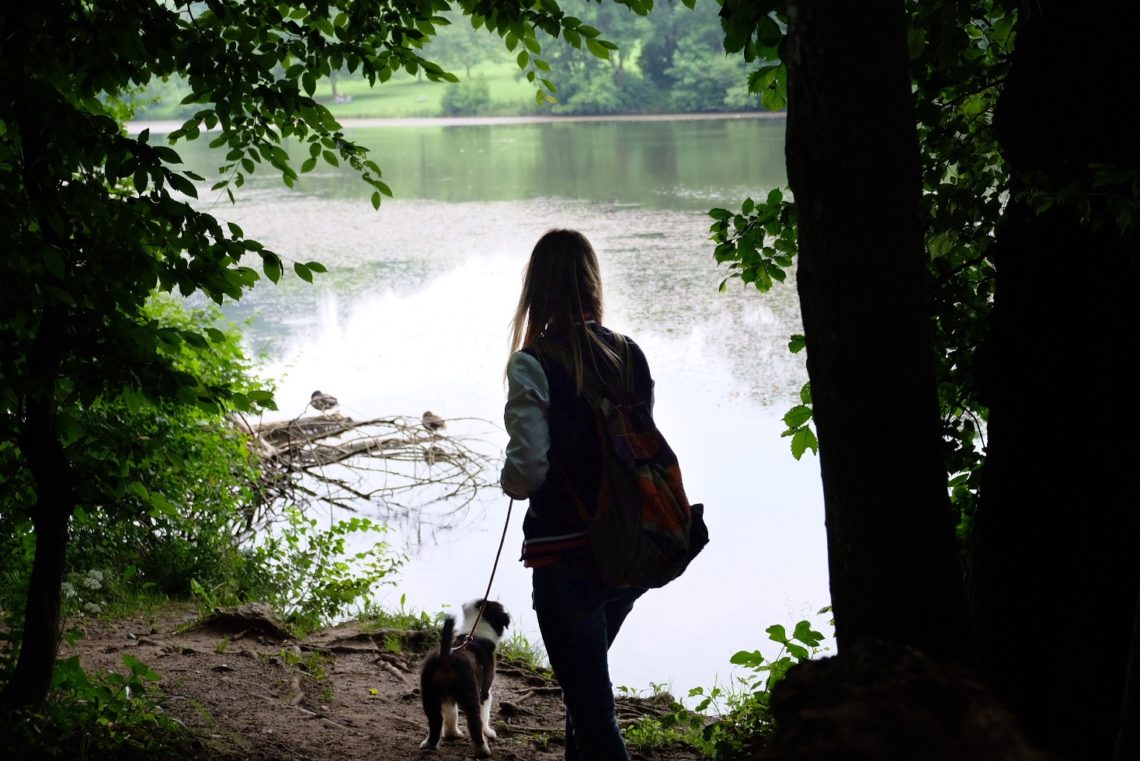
top-left (480, 689), bottom-right (497, 739)
top-left (460, 687), bottom-right (491, 757)
top-left (419, 692), bottom-right (444, 750)
top-left (441, 700), bottom-right (464, 739)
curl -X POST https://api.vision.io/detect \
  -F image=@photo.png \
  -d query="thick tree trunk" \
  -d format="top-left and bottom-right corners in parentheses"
top-left (970, 4), bottom-right (1140, 759)
top-left (784, 1), bottom-right (969, 662)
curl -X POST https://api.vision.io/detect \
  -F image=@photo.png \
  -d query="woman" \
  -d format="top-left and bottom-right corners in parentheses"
top-left (501, 228), bottom-right (653, 761)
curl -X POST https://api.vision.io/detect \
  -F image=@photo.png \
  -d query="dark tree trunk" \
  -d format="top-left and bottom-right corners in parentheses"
top-left (783, 1), bottom-right (969, 663)
top-left (970, 4), bottom-right (1140, 759)
top-left (0, 309), bottom-right (74, 713)
top-left (1, 3), bottom-right (78, 709)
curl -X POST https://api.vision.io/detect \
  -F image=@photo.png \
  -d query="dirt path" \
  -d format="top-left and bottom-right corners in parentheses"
top-left (65, 604), bottom-right (705, 761)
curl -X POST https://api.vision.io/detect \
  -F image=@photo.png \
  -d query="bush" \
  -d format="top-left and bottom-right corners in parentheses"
top-left (440, 77), bottom-right (491, 116)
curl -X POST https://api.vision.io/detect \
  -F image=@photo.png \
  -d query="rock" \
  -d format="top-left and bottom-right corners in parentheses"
top-left (760, 639), bottom-right (1061, 761)
top-left (198, 602), bottom-right (294, 641)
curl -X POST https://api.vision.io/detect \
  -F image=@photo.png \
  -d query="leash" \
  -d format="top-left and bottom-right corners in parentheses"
top-left (453, 498), bottom-right (514, 651)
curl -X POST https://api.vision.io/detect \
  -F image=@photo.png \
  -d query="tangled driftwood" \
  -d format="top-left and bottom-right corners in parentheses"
top-left (229, 412), bottom-right (498, 531)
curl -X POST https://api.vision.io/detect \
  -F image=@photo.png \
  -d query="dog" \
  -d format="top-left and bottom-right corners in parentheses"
top-left (418, 599), bottom-right (511, 758)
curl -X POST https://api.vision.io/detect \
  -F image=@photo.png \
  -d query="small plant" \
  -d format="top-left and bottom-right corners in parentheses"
top-left (60, 568), bottom-right (114, 619)
top-left (697, 609), bottom-right (831, 759)
top-left (0, 654), bottom-right (195, 758)
top-left (621, 682), bottom-right (706, 754)
top-left (279, 648), bottom-right (330, 682)
top-left (225, 508), bottom-right (404, 634)
top-left (497, 629), bottom-right (549, 673)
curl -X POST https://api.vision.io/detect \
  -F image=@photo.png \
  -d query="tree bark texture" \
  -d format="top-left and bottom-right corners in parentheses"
top-left (784, 1), bottom-right (969, 663)
top-left (970, 4), bottom-right (1140, 759)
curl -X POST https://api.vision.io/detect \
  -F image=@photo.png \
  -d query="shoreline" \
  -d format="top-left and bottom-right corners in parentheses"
top-left (126, 110), bottom-right (785, 135)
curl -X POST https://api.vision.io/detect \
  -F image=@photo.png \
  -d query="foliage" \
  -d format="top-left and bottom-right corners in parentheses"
top-left (427, 9), bottom-right (509, 79)
top-left (706, 1), bottom-right (1022, 529)
top-left (693, 613), bottom-right (829, 759)
top-left (0, 654), bottom-right (196, 760)
top-left (0, 297), bottom-right (265, 619)
top-left (225, 508), bottom-right (404, 634)
top-left (662, 0), bottom-right (757, 113)
top-left (498, 628), bottom-right (550, 673)
top-left (616, 613), bottom-right (830, 758)
top-left (440, 76), bottom-right (493, 116)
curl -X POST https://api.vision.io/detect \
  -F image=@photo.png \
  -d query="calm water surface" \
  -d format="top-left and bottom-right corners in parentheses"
top-left (173, 115), bottom-right (831, 697)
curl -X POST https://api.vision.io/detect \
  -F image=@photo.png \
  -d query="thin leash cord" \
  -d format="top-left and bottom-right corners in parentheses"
top-left (455, 498), bottom-right (513, 650)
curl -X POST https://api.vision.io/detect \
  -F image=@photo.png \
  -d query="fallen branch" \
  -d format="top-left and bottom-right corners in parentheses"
top-left (228, 411), bottom-right (499, 531)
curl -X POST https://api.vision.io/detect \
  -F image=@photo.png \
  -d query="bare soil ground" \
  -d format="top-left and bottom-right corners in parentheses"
top-left (64, 603), bottom-right (706, 761)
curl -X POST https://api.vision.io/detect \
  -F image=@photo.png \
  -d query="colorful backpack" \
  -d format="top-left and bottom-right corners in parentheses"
top-left (549, 351), bottom-right (709, 589)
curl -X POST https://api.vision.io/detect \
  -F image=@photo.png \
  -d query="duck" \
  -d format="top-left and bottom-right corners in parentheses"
top-left (310, 390), bottom-right (339, 412)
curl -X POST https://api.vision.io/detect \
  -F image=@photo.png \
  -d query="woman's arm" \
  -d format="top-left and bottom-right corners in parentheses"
top-left (500, 351), bottom-right (551, 499)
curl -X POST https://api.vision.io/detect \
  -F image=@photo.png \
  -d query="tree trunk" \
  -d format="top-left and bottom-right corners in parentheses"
top-left (0, 309), bottom-right (74, 713)
top-left (970, 4), bottom-right (1140, 759)
top-left (783, 0), bottom-right (969, 663)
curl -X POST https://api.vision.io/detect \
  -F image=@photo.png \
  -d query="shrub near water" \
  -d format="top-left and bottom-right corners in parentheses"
top-left (233, 507), bottom-right (404, 634)
top-left (0, 296), bottom-right (404, 755)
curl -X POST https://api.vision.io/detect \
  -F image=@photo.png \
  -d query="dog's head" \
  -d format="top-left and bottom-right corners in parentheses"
top-left (460, 599), bottom-right (511, 644)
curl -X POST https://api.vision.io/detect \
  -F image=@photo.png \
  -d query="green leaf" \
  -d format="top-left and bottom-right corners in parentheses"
top-left (786, 642), bottom-right (810, 661)
top-left (783, 405), bottom-right (812, 429)
top-left (294, 262), bottom-right (313, 282)
top-left (167, 172), bottom-right (198, 198)
top-left (790, 427), bottom-right (818, 459)
top-left (792, 620), bottom-right (824, 647)
top-left (729, 649), bottom-right (765, 668)
top-left (262, 253), bottom-right (282, 283)
top-left (586, 38), bottom-right (610, 60)
top-left (766, 624), bottom-right (789, 644)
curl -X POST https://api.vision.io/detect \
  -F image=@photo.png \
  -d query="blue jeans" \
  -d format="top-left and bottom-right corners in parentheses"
top-left (532, 557), bottom-right (646, 761)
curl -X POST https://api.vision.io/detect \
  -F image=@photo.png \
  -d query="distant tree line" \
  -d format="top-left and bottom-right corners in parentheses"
top-left (134, 0), bottom-right (760, 120)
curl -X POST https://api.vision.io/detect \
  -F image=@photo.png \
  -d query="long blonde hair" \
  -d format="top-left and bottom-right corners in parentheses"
top-left (508, 229), bottom-right (626, 392)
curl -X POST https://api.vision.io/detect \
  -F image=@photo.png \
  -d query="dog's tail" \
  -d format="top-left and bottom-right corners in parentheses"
top-left (438, 615), bottom-right (456, 657)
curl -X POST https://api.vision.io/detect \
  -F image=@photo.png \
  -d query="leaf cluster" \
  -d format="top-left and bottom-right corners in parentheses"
top-left (692, 613), bottom-right (828, 759)
top-left (705, 1), bottom-right (1026, 528)
top-left (0, 654), bottom-right (196, 759)
top-left (228, 507), bottom-right (405, 634)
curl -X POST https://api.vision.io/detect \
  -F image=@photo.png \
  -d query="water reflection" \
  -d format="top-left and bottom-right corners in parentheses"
top-left (178, 116), bottom-right (830, 696)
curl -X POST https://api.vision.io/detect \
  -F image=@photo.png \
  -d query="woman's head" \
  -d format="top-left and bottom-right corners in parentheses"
top-left (509, 228), bottom-right (605, 351)
top-left (508, 229), bottom-right (626, 390)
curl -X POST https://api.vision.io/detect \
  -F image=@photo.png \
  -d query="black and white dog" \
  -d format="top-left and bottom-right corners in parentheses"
top-left (419, 599), bottom-right (511, 758)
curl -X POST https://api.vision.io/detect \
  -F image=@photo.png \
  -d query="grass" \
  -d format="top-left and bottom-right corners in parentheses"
top-left (497, 628), bottom-right (550, 673)
top-left (134, 62), bottom-right (542, 121)
top-left (323, 61), bottom-right (541, 118)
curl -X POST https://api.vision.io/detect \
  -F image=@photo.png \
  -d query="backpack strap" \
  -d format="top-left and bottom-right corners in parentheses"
top-left (524, 344), bottom-right (609, 524)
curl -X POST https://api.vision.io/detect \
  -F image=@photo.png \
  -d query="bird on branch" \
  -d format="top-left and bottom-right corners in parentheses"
top-left (310, 390), bottom-right (340, 413)
top-left (422, 410), bottom-right (446, 433)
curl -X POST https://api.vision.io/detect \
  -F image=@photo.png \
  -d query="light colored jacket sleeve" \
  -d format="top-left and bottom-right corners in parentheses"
top-left (500, 351), bottom-right (550, 499)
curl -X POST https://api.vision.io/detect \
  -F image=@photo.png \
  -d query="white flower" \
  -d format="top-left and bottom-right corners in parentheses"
top-left (83, 575), bottom-right (102, 591)
top-left (61, 582), bottom-right (77, 598)
top-left (88, 570), bottom-right (105, 582)
top-left (82, 602), bottom-right (102, 614)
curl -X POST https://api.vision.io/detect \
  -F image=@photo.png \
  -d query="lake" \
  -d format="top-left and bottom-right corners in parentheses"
top-left (163, 113), bottom-right (831, 699)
